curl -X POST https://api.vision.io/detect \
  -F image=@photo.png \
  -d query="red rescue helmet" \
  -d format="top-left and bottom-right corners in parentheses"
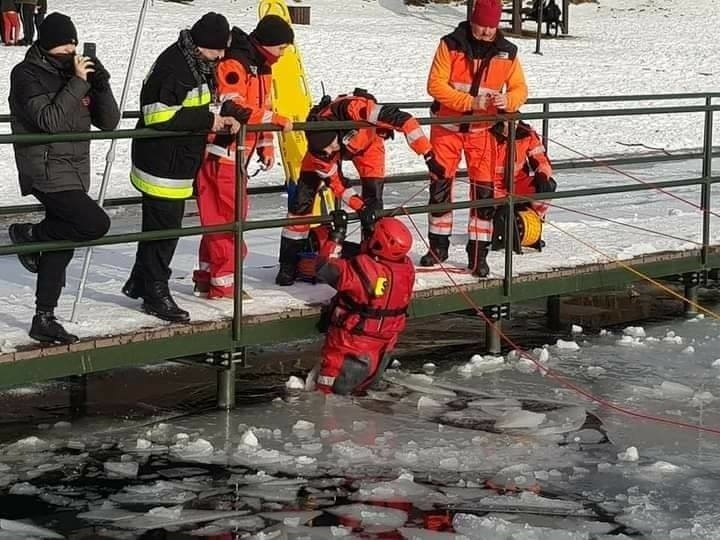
top-left (368, 217), bottom-right (413, 261)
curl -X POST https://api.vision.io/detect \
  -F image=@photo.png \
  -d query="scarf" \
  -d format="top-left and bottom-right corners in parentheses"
top-left (177, 29), bottom-right (217, 95)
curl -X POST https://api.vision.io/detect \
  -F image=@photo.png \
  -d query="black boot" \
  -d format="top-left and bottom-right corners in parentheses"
top-left (419, 233), bottom-right (450, 267)
top-left (275, 237), bottom-right (304, 286)
top-left (467, 240), bottom-right (490, 278)
top-left (29, 312), bottom-right (79, 344)
top-left (122, 265), bottom-right (145, 299)
top-left (8, 222), bottom-right (39, 274)
top-left (142, 281), bottom-right (190, 323)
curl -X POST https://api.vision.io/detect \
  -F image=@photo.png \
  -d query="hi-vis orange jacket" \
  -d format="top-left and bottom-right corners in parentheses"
top-left (491, 121), bottom-right (552, 193)
top-left (427, 22), bottom-right (528, 131)
top-left (206, 28), bottom-right (284, 165)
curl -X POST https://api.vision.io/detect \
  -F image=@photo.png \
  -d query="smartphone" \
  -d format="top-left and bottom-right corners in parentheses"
top-left (83, 42), bottom-right (96, 59)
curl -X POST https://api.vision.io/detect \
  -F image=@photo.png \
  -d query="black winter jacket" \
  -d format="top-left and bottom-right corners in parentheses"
top-left (9, 45), bottom-right (120, 195)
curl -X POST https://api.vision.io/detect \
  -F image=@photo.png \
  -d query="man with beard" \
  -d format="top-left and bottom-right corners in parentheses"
top-left (123, 12), bottom-right (240, 323)
top-left (8, 12), bottom-right (119, 343)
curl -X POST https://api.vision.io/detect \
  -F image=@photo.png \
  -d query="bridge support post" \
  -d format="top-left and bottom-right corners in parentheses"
top-left (682, 272), bottom-right (700, 318)
top-left (69, 375), bottom-right (87, 418)
top-left (215, 347), bottom-right (245, 410)
top-left (547, 295), bottom-right (562, 331)
top-left (483, 304), bottom-right (510, 355)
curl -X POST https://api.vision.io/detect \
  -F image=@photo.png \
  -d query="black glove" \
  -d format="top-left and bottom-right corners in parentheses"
top-left (89, 56), bottom-right (110, 90)
top-left (424, 151), bottom-right (446, 180)
top-left (534, 173), bottom-right (557, 193)
top-left (357, 205), bottom-right (378, 236)
top-left (329, 209), bottom-right (348, 243)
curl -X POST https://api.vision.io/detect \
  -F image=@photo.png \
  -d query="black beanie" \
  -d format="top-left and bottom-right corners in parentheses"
top-left (39, 12), bottom-right (78, 51)
top-left (252, 15), bottom-right (294, 46)
top-left (190, 12), bottom-right (230, 50)
top-left (306, 128), bottom-right (339, 156)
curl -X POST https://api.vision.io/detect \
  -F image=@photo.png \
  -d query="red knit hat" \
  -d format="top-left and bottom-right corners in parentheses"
top-left (471, 0), bottom-right (503, 27)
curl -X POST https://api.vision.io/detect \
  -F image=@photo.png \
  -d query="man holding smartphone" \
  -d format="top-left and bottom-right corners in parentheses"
top-left (8, 12), bottom-right (120, 343)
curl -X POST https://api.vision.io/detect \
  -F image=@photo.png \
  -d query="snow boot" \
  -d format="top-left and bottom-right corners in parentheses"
top-left (467, 240), bottom-right (490, 278)
top-left (142, 281), bottom-right (190, 323)
top-left (275, 236), bottom-right (304, 286)
top-left (419, 233), bottom-right (450, 267)
top-left (8, 222), bottom-right (39, 274)
top-left (122, 265), bottom-right (145, 299)
top-left (29, 312), bottom-right (79, 344)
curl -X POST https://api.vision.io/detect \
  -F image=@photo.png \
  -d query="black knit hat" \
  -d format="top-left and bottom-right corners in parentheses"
top-left (38, 12), bottom-right (78, 51)
top-left (190, 12), bottom-right (230, 49)
top-left (252, 15), bottom-right (294, 46)
top-left (306, 129), bottom-right (339, 157)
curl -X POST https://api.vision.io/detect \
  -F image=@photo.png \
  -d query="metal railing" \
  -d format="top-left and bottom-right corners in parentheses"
top-left (0, 93), bottom-right (717, 346)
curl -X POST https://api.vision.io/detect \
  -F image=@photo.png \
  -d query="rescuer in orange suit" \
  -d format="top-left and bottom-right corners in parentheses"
top-left (192, 16), bottom-right (294, 299)
top-left (421, 0), bottom-right (528, 278)
top-left (275, 88), bottom-right (444, 286)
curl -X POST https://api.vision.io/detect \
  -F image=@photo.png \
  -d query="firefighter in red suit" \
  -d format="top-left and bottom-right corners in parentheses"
top-left (312, 209), bottom-right (416, 395)
top-left (192, 16), bottom-right (294, 299)
top-left (274, 88), bottom-right (444, 286)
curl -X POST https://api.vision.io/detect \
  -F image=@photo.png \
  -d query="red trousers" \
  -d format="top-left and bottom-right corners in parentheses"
top-left (316, 327), bottom-right (391, 395)
top-left (192, 158), bottom-right (248, 299)
top-left (515, 172), bottom-right (549, 218)
top-left (2, 12), bottom-right (20, 44)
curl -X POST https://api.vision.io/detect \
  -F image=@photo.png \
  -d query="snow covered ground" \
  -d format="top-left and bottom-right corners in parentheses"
top-left (0, 0), bottom-right (719, 348)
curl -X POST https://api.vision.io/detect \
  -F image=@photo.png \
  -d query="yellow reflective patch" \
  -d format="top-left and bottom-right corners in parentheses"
top-left (373, 277), bottom-right (389, 297)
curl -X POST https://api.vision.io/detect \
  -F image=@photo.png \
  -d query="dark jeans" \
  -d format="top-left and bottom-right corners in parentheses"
top-left (19, 3), bottom-right (34, 42)
top-left (32, 189), bottom-right (111, 312)
top-left (132, 194), bottom-right (185, 285)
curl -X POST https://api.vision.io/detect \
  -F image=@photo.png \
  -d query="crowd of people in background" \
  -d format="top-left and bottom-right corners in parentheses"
top-left (1, 0), bottom-right (46, 46)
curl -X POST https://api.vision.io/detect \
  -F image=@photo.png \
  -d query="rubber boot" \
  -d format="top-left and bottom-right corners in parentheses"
top-left (467, 240), bottom-right (490, 278)
top-left (419, 233), bottom-right (450, 267)
top-left (275, 237), bottom-right (305, 286)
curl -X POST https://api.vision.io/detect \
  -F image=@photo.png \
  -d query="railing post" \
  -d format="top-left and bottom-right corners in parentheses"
top-left (233, 125), bottom-right (248, 343)
top-left (534, 0), bottom-right (545, 55)
top-left (541, 102), bottom-right (550, 151)
top-left (701, 95), bottom-right (713, 266)
top-left (503, 120), bottom-right (517, 297)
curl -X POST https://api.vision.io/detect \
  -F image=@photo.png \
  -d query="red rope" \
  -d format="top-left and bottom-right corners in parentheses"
top-left (400, 206), bottom-right (720, 437)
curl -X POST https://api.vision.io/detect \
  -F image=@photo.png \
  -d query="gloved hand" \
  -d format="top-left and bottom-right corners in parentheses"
top-left (534, 172), bottom-right (557, 193)
top-left (89, 56), bottom-right (110, 90)
top-left (424, 151), bottom-right (446, 180)
top-left (329, 209), bottom-right (348, 243)
top-left (357, 205), bottom-right (377, 236)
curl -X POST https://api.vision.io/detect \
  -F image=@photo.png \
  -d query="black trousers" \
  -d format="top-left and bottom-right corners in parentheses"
top-left (32, 190), bottom-right (111, 312)
top-left (19, 3), bottom-right (34, 42)
top-left (132, 194), bottom-right (185, 285)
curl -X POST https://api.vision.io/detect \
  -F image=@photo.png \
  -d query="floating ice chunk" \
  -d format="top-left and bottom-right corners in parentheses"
top-left (104, 461), bottom-right (139, 479)
top-left (390, 359), bottom-right (401, 369)
top-left (157, 467), bottom-right (208, 480)
top-left (587, 366), bottom-right (606, 377)
top-left (691, 391), bottom-right (715, 406)
top-left (659, 381), bottom-right (694, 399)
top-left (292, 421), bottom-right (315, 437)
top-left (623, 326), bottom-right (646, 338)
top-left (555, 339), bottom-right (580, 350)
top-left (327, 503), bottom-right (407, 528)
top-left (399, 528), bottom-right (469, 539)
top-left (712, 359), bottom-right (720, 368)
top-left (571, 325), bottom-right (583, 334)
top-left (663, 331), bottom-right (683, 344)
top-left (599, 329), bottom-right (611, 336)
top-left (495, 409), bottom-right (546, 429)
top-left (618, 446), bottom-right (639, 462)
top-left (459, 355), bottom-right (505, 376)
top-left (170, 438), bottom-right (214, 460)
top-left (285, 376), bottom-right (305, 390)
top-left (240, 430), bottom-right (260, 449)
top-left (260, 511), bottom-right (322, 526)
top-left (453, 514), bottom-right (588, 539)
top-left (573, 429), bottom-right (607, 444)
top-left (136, 438), bottom-right (152, 450)
top-left (417, 396), bottom-right (446, 410)
top-left (0, 340), bottom-right (16, 354)
top-left (295, 456), bottom-right (316, 466)
top-left (53, 421), bottom-right (71, 430)
top-left (147, 505), bottom-right (183, 519)
top-left (111, 481), bottom-right (197, 505)
top-left (681, 346), bottom-right (695, 354)
top-left (4, 436), bottom-right (51, 454)
top-left (235, 486), bottom-right (300, 503)
top-left (332, 440), bottom-right (373, 462)
top-left (9, 482), bottom-right (40, 495)
top-left (112, 510), bottom-right (255, 531)
top-left (423, 363), bottom-right (437, 375)
top-left (534, 347), bottom-right (550, 363)
top-left (0, 519), bottom-right (63, 539)
top-left (352, 421), bottom-right (369, 432)
top-left (490, 465), bottom-right (538, 491)
top-left (616, 335), bottom-right (644, 347)
top-left (353, 476), bottom-right (448, 507)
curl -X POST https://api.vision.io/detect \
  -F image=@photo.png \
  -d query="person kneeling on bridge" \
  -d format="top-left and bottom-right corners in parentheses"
top-left (275, 88), bottom-right (443, 287)
top-left (484, 120), bottom-right (556, 273)
top-left (309, 209), bottom-right (415, 396)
